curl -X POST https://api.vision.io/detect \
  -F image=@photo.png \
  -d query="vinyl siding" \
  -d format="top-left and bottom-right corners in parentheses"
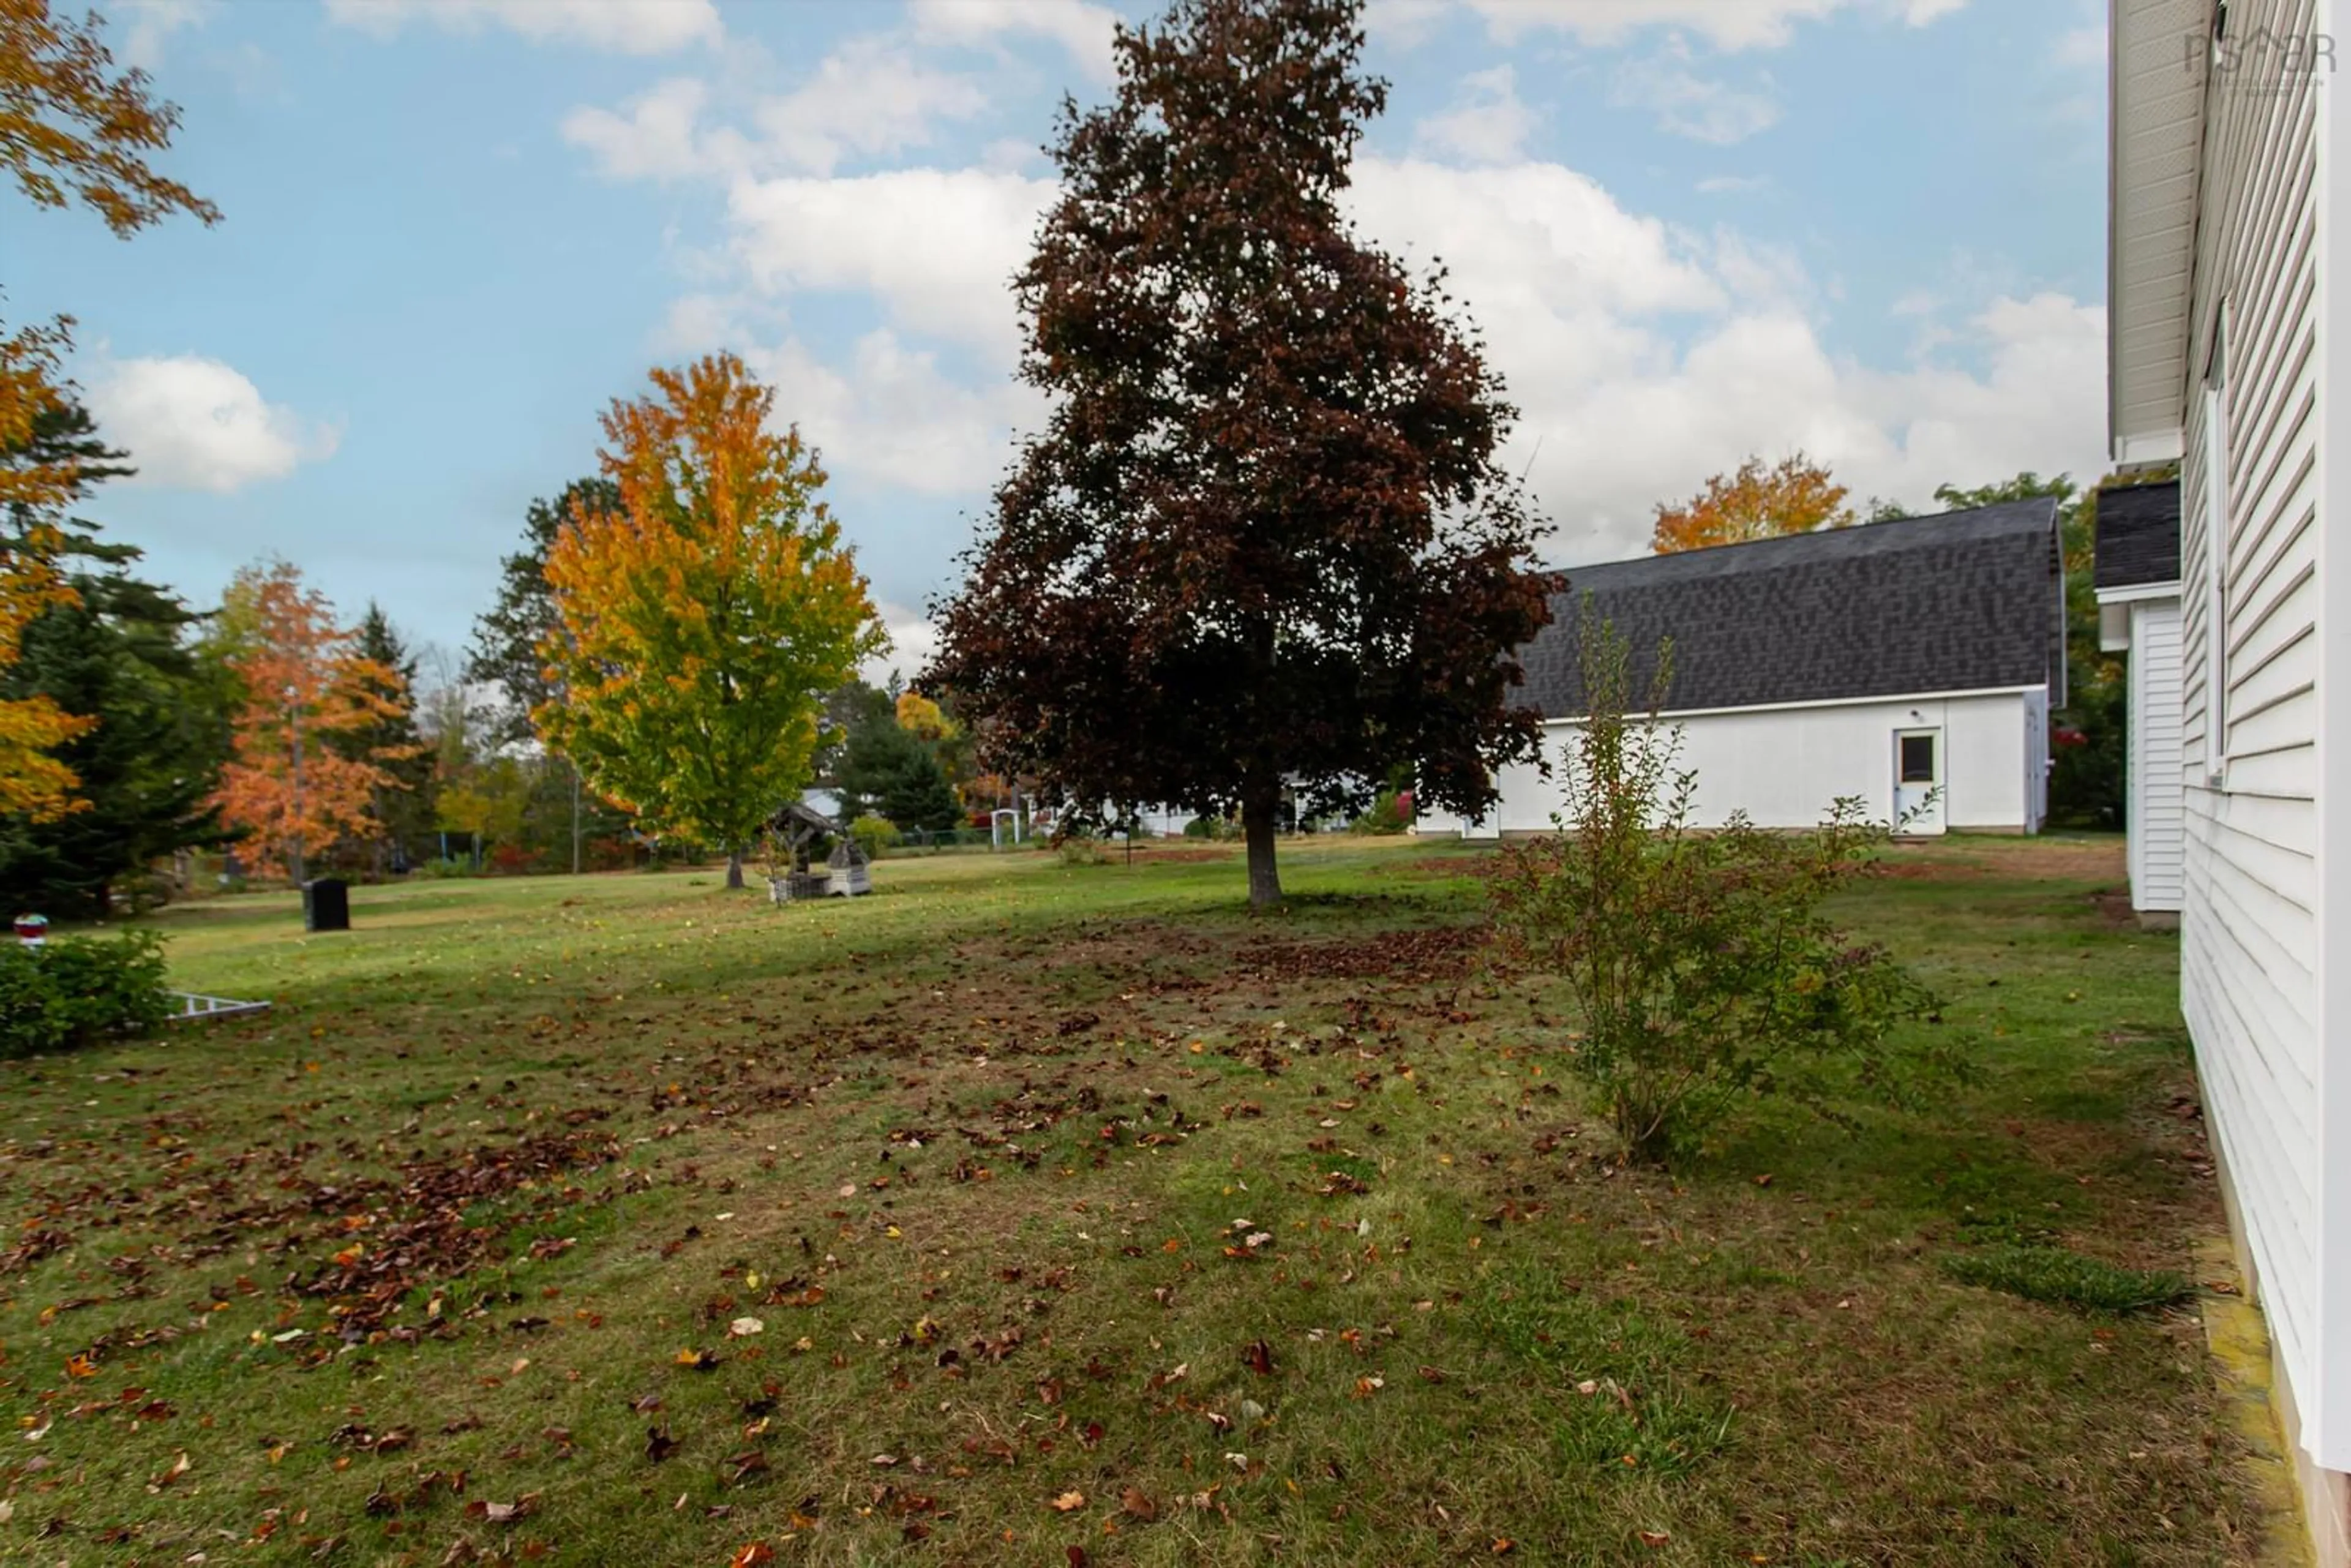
top-left (2177, 0), bottom-right (2327, 1446)
top-left (2130, 598), bottom-right (2187, 912)
top-left (1415, 690), bottom-right (2042, 836)
top-left (2023, 688), bottom-right (2050, 834)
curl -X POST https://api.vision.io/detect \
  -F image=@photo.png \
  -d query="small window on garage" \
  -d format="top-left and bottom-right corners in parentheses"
top-left (1899, 733), bottom-right (1937, 784)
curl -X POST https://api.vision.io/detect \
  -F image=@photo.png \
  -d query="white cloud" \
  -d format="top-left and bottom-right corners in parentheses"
top-left (2052, 12), bottom-right (2105, 67)
top-left (1708, 229), bottom-right (1810, 307)
top-left (684, 152), bottom-right (2104, 522)
top-left (562, 78), bottom-right (714, 181)
top-left (1496, 294), bottom-right (2105, 564)
top-left (742, 330), bottom-right (1040, 498)
top-left (1611, 47), bottom-right (1782, 144)
top-left (571, 50), bottom-right (2099, 551)
top-left (648, 288), bottom-right (1038, 501)
top-left (323, 0), bottom-right (719, 54)
top-left (725, 168), bottom-right (1057, 360)
top-left (113, 0), bottom-right (214, 70)
top-left (863, 601), bottom-right (941, 688)
top-left (651, 291), bottom-right (778, 356)
top-left (1339, 162), bottom-right (2099, 561)
top-left (750, 37), bottom-right (990, 176)
top-left (87, 356), bottom-right (338, 493)
top-left (906, 0), bottom-right (1119, 83)
top-left (1415, 66), bottom-right (1539, 165)
top-left (1696, 173), bottom-right (1773, 195)
top-left (1461, 0), bottom-right (1963, 49)
top-left (1350, 158), bottom-right (1725, 322)
top-left (1365, 0), bottom-right (1457, 49)
top-left (564, 41), bottom-right (991, 183)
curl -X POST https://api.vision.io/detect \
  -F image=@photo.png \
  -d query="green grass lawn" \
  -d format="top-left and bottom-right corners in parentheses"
top-left (0, 836), bottom-right (2263, 1565)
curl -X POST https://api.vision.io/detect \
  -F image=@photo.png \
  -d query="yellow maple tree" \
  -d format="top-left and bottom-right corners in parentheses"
top-left (1649, 451), bottom-right (1855, 554)
top-left (894, 691), bottom-right (955, 742)
top-left (536, 352), bottom-right (885, 887)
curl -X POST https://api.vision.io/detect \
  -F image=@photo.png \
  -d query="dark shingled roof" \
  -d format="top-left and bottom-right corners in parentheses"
top-left (2093, 479), bottom-right (2181, 588)
top-left (1521, 498), bottom-right (2065, 717)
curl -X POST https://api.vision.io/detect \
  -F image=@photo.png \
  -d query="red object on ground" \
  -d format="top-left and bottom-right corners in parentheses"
top-left (14, 913), bottom-right (48, 947)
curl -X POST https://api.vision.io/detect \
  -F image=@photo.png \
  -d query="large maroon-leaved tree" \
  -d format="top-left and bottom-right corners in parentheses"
top-left (926, 0), bottom-right (1555, 908)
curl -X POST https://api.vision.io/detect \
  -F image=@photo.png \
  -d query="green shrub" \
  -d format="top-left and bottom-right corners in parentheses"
top-left (1350, 789), bottom-right (1411, 835)
top-left (1051, 823), bottom-right (1108, 865)
top-left (1942, 1244), bottom-right (2192, 1313)
top-left (0, 930), bottom-right (173, 1059)
top-left (1486, 607), bottom-right (1952, 1163)
top-left (850, 816), bottom-right (902, 859)
top-left (1181, 814), bottom-right (1236, 840)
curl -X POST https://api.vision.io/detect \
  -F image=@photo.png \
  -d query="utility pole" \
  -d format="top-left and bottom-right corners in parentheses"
top-left (286, 683), bottom-right (306, 886)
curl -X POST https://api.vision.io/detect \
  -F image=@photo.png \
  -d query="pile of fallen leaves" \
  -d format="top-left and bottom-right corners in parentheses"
top-left (288, 1128), bottom-right (625, 1339)
top-left (1240, 926), bottom-right (1477, 983)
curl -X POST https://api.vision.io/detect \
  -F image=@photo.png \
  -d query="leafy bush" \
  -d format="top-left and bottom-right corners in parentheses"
top-left (1053, 825), bottom-right (1108, 866)
top-left (0, 930), bottom-right (173, 1058)
top-left (1942, 1244), bottom-right (2192, 1313)
top-left (1350, 789), bottom-right (1411, 835)
top-left (1181, 814), bottom-right (1237, 841)
top-left (850, 815), bottom-right (901, 859)
top-left (1486, 609), bottom-right (1951, 1163)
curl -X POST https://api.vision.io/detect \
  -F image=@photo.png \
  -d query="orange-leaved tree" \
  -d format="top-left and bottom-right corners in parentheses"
top-left (0, 320), bottom-right (91, 817)
top-left (1650, 451), bottom-right (1855, 554)
top-left (2, 0), bottom-right (220, 817)
top-left (536, 352), bottom-right (886, 888)
top-left (211, 562), bottom-right (417, 881)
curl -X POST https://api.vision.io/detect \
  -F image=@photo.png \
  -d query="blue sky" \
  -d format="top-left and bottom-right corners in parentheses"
top-left (16, 0), bottom-right (2113, 681)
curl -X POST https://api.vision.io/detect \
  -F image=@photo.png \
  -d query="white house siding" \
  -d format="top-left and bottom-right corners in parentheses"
top-left (2175, 0), bottom-right (2333, 1464)
top-left (2022, 687), bottom-right (2050, 834)
top-left (1414, 690), bottom-right (2042, 837)
top-left (2128, 599), bottom-right (2188, 912)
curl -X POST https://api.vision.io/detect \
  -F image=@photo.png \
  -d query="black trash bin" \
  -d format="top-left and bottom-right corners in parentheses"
top-left (303, 877), bottom-right (350, 933)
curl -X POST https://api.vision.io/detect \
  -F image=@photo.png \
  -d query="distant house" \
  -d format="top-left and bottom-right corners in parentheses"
top-left (1413, 498), bottom-right (2067, 838)
top-left (2110, 0), bottom-right (2349, 1559)
top-left (2093, 479), bottom-right (2184, 919)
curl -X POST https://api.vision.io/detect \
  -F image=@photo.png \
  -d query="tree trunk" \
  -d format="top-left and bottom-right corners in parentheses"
top-left (725, 848), bottom-right (746, 890)
top-left (1242, 776), bottom-right (1283, 910)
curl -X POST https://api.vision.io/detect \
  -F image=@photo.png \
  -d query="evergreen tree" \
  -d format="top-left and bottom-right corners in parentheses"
top-left (0, 400), bottom-right (225, 915)
top-left (467, 477), bottom-right (620, 745)
top-left (814, 678), bottom-right (895, 786)
top-left (331, 603), bottom-right (434, 871)
top-left (465, 477), bottom-right (631, 869)
top-left (838, 719), bottom-right (962, 834)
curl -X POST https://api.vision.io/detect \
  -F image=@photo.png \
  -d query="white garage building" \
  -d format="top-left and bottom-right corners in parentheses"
top-left (1414, 498), bottom-right (2068, 839)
